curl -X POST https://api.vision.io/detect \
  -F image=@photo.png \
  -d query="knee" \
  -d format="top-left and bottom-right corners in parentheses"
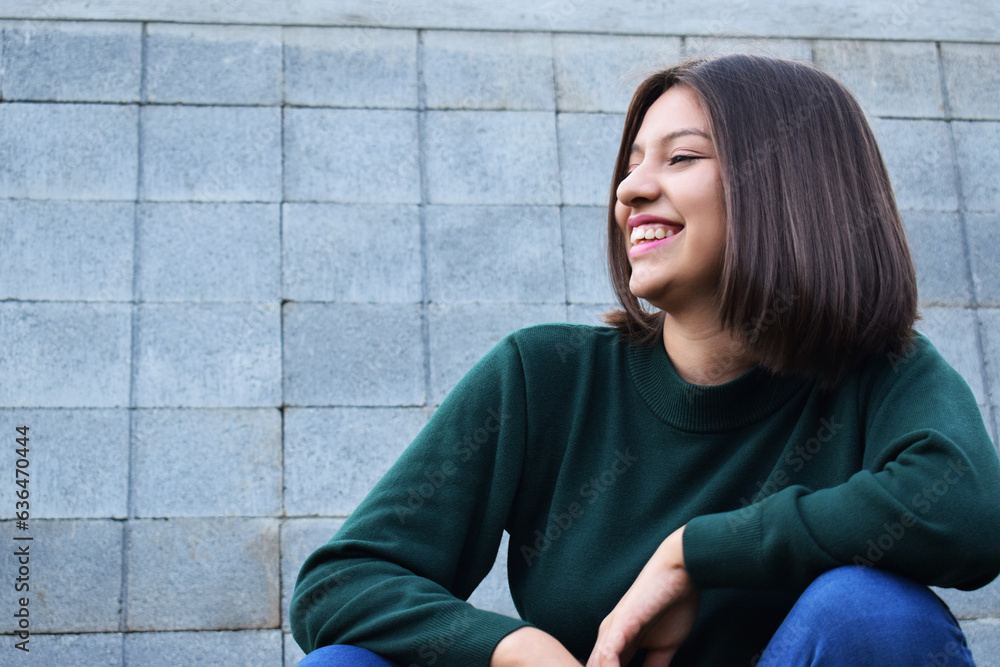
top-left (297, 645), bottom-right (400, 667)
top-left (798, 566), bottom-right (946, 623)
top-left (760, 567), bottom-right (972, 666)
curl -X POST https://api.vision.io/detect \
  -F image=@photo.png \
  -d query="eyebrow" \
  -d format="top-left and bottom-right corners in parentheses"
top-left (629, 128), bottom-right (712, 155)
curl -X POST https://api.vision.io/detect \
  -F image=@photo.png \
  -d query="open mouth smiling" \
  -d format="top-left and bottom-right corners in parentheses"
top-left (627, 215), bottom-right (685, 253)
top-left (630, 224), bottom-right (682, 245)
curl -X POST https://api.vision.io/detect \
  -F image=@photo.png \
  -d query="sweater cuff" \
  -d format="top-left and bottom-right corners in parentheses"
top-left (423, 609), bottom-right (531, 667)
top-left (683, 506), bottom-right (769, 589)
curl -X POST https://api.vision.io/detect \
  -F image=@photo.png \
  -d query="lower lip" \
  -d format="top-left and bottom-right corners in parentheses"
top-left (628, 230), bottom-right (682, 257)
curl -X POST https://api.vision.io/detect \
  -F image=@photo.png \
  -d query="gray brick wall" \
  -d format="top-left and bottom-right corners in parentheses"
top-left (0, 4), bottom-right (998, 665)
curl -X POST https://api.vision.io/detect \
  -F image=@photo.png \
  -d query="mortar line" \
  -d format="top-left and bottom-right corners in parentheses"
top-left (935, 41), bottom-right (996, 435)
top-left (549, 30), bottom-right (570, 322)
top-left (277, 28), bottom-right (288, 658)
top-left (5, 16), bottom-right (1000, 44)
top-left (120, 18), bottom-right (149, 641)
top-left (417, 29), bottom-right (432, 406)
top-left (4, 98), bottom-right (991, 121)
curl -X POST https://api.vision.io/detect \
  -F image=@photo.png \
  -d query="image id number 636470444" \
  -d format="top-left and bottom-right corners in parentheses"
top-left (12, 425), bottom-right (32, 653)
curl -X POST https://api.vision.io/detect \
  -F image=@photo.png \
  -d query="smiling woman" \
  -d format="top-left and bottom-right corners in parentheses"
top-left (291, 54), bottom-right (1000, 667)
top-left (604, 56), bottom-right (917, 390)
top-left (613, 86), bottom-right (729, 362)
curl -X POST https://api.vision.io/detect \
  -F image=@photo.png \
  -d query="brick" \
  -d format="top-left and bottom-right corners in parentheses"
top-left (0, 302), bottom-right (131, 407)
top-left (961, 619), bottom-right (1000, 667)
top-left (870, 118), bottom-right (958, 211)
top-left (279, 518), bottom-right (346, 631)
top-left (0, 200), bottom-right (133, 301)
top-left (127, 517), bottom-right (280, 630)
top-left (124, 630), bottom-right (283, 666)
top-left (282, 203), bottom-right (421, 302)
top-left (0, 519), bottom-right (122, 632)
top-left (968, 213), bottom-right (1000, 306)
top-left (137, 203), bottom-right (280, 302)
top-left (682, 37), bottom-right (812, 62)
top-left (467, 531), bottom-right (518, 618)
top-left (0, 102), bottom-right (138, 200)
top-left (424, 111), bottom-right (560, 205)
top-left (283, 108), bottom-right (420, 203)
top-left (568, 303), bottom-right (617, 326)
top-left (562, 206), bottom-right (617, 304)
top-left (283, 27), bottom-right (417, 108)
top-left (428, 303), bottom-right (566, 404)
top-left (558, 113), bottom-right (624, 206)
top-left (134, 303), bottom-right (281, 407)
top-left (813, 41), bottom-right (944, 118)
top-left (282, 303), bottom-right (424, 406)
top-left (933, 578), bottom-right (1000, 620)
top-left (978, 309), bottom-right (1000, 419)
top-left (553, 34), bottom-right (683, 113)
top-left (285, 633), bottom-right (306, 667)
top-left (0, 410), bottom-right (128, 518)
top-left (941, 42), bottom-right (1000, 120)
top-left (900, 210), bottom-right (972, 306)
top-left (1, 633), bottom-right (123, 666)
top-left (133, 409), bottom-right (282, 517)
top-left (915, 307), bottom-right (986, 405)
top-left (422, 30), bottom-right (554, 110)
top-left (145, 23), bottom-right (281, 105)
top-left (425, 205), bottom-right (564, 302)
top-left (141, 105), bottom-right (281, 202)
top-left (953, 122), bottom-right (1000, 212)
top-left (2, 20), bottom-right (140, 102)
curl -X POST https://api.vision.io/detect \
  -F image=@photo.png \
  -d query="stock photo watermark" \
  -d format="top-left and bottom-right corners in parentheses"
top-left (407, 606), bottom-right (477, 667)
top-left (393, 408), bottom-right (509, 525)
top-left (727, 414), bottom-right (844, 531)
top-left (520, 448), bottom-right (638, 566)
top-left (853, 457), bottom-right (971, 567)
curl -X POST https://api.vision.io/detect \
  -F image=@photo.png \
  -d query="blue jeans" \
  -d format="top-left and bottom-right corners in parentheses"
top-left (756, 566), bottom-right (974, 666)
top-left (297, 566), bottom-right (975, 666)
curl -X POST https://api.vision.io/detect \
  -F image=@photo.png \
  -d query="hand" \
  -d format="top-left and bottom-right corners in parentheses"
top-left (491, 626), bottom-right (583, 666)
top-left (586, 525), bottom-right (700, 667)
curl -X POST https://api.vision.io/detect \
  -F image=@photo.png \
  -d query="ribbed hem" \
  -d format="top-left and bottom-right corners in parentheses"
top-left (628, 340), bottom-right (807, 433)
top-left (421, 607), bottom-right (531, 667)
top-left (684, 509), bottom-right (770, 589)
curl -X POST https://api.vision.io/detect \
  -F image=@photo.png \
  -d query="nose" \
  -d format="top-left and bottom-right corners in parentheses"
top-left (616, 163), bottom-right (659, 209)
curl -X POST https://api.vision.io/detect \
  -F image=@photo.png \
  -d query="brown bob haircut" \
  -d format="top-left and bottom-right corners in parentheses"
top-left (604, 54), bottom-right (917, 390)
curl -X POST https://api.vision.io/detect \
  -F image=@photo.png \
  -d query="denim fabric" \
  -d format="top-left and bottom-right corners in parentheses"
top-left (297, 644), bottom-right (400, 667)
top-left (758, 566), bottom-right (974, 667)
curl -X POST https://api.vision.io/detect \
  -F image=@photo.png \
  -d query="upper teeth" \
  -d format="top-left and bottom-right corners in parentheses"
top-left (630, 225), bottom-right (678, 245)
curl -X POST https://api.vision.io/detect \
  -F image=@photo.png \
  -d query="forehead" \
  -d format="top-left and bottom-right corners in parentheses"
top-left (631, 85), bottom-right (712, 150)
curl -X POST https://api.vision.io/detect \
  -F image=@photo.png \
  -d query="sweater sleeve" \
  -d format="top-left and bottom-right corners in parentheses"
top-left (290, 334), bottom-right (532, 666)
top-left (684, 335), bottom-right (1000, 592)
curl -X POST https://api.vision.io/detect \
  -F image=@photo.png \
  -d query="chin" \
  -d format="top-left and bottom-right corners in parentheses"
top-left (628, 280), bottom-right (667, 309)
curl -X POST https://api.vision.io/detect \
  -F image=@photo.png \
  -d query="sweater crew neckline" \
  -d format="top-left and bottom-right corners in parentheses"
top-left (627, 339), bottom-right (807, 432)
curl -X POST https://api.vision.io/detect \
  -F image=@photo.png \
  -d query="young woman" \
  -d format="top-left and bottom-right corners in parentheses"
top-left (291, 54), bottom-right (1000, 667)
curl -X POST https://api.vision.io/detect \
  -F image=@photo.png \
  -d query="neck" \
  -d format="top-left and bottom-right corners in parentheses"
top-left (661, 308), bottom-right (756, 386)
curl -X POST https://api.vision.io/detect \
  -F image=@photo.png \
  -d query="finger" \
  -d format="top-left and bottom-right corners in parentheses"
top-left (586, 642), bottom-right (622, 667)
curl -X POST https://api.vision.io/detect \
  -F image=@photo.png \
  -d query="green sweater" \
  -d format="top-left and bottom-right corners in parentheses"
top-left (291, 323), bottom-right (1000, 666)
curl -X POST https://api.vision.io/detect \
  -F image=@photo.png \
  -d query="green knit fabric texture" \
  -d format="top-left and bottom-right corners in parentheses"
top-left (291, 323), bottom-right (1000, 666)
